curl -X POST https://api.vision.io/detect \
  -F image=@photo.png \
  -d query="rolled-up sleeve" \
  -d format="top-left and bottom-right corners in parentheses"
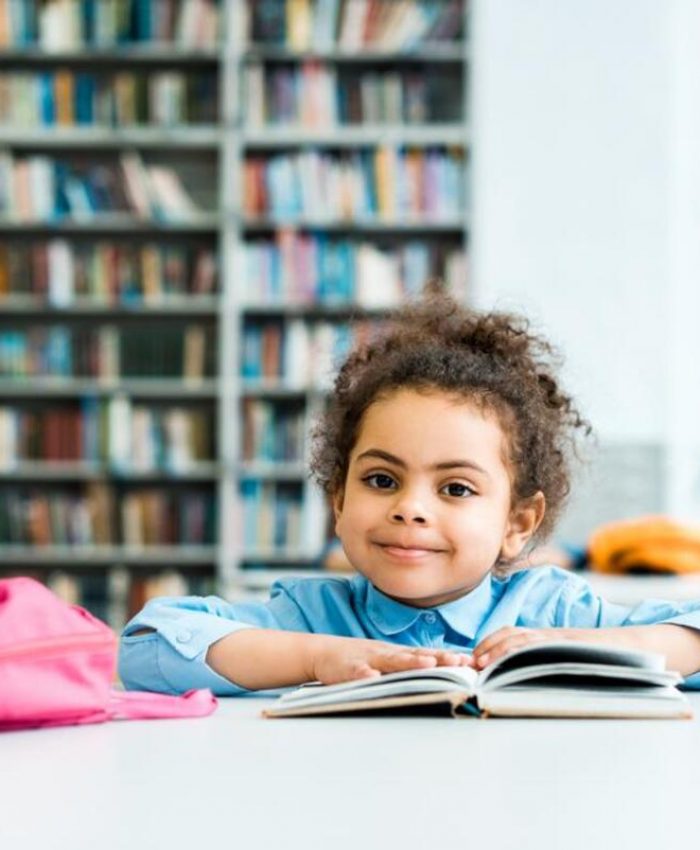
top-left (556, 576), bottom-right (700, 689)
top-left (118, 584), bottom-right (315, 696)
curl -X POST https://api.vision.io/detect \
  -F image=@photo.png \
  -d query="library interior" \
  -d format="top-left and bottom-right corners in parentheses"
top-left (0, 0), bottom-right (474, 625)
top-left (5, 2), bottom-right (700, 850)
top-left (3, 0), bottom-right (700, 630)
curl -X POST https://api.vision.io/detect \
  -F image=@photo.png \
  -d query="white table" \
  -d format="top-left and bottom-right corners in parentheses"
top-left (2, 694), bottom-right (700, 850)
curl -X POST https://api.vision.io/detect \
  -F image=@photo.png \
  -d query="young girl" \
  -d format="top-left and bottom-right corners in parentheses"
top-left (118, 294), bottom-right (700, 695)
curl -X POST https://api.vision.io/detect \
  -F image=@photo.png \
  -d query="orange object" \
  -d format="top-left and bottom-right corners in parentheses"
top-left (588, 516), bottom-right (700, 575)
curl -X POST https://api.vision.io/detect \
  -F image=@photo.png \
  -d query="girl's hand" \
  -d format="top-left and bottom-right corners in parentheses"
top-left (473, 624), bottom-right (700, 676)
top-left (472, 626), bottom-right (579, 669)
top-left (310, 635), bottom-right (474, 685)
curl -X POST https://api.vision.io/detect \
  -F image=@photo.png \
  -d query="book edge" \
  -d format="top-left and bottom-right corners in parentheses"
top-left (263, 690), bottom-right (472, 718)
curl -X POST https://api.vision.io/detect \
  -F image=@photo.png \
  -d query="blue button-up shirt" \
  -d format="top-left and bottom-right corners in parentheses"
top-left (118, 566), bottom-right (700, 695)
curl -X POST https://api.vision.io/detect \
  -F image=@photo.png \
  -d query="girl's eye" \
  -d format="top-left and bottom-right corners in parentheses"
top-left (363, 473), bottom-right (397, 490)
top-left (441, 482), bottom-right (475, 498)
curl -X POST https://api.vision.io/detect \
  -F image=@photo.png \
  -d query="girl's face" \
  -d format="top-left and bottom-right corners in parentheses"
top-left (333, 388), bottom-right (544, 607)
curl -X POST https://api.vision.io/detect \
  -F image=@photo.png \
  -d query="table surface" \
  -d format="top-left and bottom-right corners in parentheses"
top-left (2, 693), bottom-right (700, 850)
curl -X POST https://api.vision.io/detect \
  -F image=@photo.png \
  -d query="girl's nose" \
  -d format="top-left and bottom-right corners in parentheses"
top-left (391, 511), bottom-right (427, 524)
top-left (388, 491), bottom-right (430, 525)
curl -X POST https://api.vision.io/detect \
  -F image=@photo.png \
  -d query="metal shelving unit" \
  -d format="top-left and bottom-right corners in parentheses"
top-left (0, 0), bottom-right (471, 614)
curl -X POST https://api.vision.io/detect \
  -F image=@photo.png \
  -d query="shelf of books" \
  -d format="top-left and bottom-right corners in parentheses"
top-left (0, 0), bottom-right (470, 625)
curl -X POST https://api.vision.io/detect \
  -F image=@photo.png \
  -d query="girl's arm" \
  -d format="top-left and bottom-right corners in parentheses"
top-left (206, 629), bottom-right (471, 690)
top-left (472, 624), bottom-right (700, 675)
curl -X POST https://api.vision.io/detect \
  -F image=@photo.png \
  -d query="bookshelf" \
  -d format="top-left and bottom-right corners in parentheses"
top-left (0, 0), bottom-right (471, 625)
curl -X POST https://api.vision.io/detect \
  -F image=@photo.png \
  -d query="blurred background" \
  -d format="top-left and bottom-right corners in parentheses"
top-left (474, 0), bottom-right (700, 541)
top-left (2, 0), bottom-right (700, 627)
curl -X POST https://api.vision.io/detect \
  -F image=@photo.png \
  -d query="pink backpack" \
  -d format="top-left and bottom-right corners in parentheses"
top-left (0, 576), bottom-right (217, 731)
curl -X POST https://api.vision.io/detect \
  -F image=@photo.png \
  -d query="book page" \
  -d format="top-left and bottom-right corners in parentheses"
top-left (479, 662), bottom-right (681, 694)
top-left (279, 665), bottom-right (478, 706)
top-left (478, 686), bottom-right (692, 720)
top-left (478, 641), bottom-right (667, 688)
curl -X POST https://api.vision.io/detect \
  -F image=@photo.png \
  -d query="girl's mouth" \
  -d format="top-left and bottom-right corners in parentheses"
top-left (376, 543), bottom-right (442, 560)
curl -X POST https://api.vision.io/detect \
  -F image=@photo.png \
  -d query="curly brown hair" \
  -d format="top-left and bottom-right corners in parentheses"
top-left (309, 291), bottom-right (591, 547)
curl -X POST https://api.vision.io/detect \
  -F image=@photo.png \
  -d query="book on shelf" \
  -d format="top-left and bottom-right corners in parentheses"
top-left (240, 479), bottom-right (326, 555)
top-left (243, 231), bottom-right (466, 307)
top-left (0, 402), bottom-right (102, 465)
top-left (0, 481), bottom-right (115, 545)
top-left (241, 317), bottom-right (386, 390)
top-left (0, 240), bottom-right (218, 305)
top-left (121, 488), bottom-right (215, 546)
top-left (240, 479), bottom-right (302, 552)
top-left (0, 324), bottom-right (100, 378)
top-left (243, 146), bottom-right (465, 222)
top-left (242, 398), bottom-right (306, 463)
top-left (246, 0), bottom-right (463, 51)
top-left (44, 567), bottom-right (216, 629)
top-left (47, 569), bottom-right (113, 625)
top-left (0, 0), bottom-right (470, 591)
top-left (0, 0), bottom-right (221, 49)
top-left (0, 150), bottom-right (206, 224)
top-left (0, 68), bottom-right (218, 128)
top-left (119, 322), bottom-right (214, 380)
top-left (126, 569), bottom-right (216, 622)
top-left (106, 395), bottom-right (214, 473)
top-left (244, 61), bottom-right (462, 128)
top-left (0, 322), bottom-right (214, 381)
top-left (263, 641), bottom-right (693, 720)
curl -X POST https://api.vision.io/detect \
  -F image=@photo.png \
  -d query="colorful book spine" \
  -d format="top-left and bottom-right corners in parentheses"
top-left (243, 232), bottom-right (466, 306)
top-left (44, 568), bottom-right (217, 629)
top-left (0, 0), bottom-right (221, 48)
top-left (0, 151), bottom-right (206, 223)
top-left (241, 399), bottom-right (306, 462)
top-left (0, 323), bottom-right (214, 380)
top-left (0, 403), bottom-right (104, 465)
top-left (240, 479), bottom-right (303, 551)
top-left (0, 484), bottom-right (215, 546)
top-left (106, 396), bottom-right (214, 472)
top-left (246, 0), bottom-right (463, 49)
top-left (0, 482), bottom-right (114, 545)
top-left (240, 318), bottom-right (381, 389)
top-left (244, 61), bottom-right (462, 127)
top-left (244, 146), bottom-right (465, 221)
top-left (121, 488), bottom-right (215, 545)
top-left (0, 241), bottom-right (217, 304)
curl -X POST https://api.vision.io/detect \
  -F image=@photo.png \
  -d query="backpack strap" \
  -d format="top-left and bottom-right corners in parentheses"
top-left (108, 688), bottom-right (217, 721)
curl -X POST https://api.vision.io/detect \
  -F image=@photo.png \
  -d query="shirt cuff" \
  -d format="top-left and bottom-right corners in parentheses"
top-left (156, 630), bottom-right (253, 696)
top-left (122, 609), bottom-right (257, 695)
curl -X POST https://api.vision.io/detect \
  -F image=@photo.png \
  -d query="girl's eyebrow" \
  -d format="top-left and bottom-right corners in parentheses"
top-left (355, 448), bottom-right (489, 477)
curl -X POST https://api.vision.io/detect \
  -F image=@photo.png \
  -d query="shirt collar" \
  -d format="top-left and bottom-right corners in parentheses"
top-left (359, 572), bottom-right (495, 640)
top-left (363, 579), bottom-right (424, 635)
top-left (436, 572), bottom-right (496, 640)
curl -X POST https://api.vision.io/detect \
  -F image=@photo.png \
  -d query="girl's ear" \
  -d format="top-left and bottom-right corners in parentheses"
top-left (500, 492), bottom-right (546, 561)
top-left (332, 488), bottom-right (345, 524)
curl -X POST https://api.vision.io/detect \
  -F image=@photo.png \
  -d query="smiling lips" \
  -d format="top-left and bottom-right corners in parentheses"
top-left (375, 542), bottom-right (445, 560)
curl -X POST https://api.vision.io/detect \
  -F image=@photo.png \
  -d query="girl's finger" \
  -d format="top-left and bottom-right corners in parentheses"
top-left (434, 650), bottom-right (473, 667)
top-left (345, 661), bottom-right (382, 681)
top-left (409, 647), bottom-right (471, 664)
top-left (473, 627), bottom-right (524, 658)
top-left (372, 650), bottom-right (438, 673)
top-left (388, 647), bottom-right (474, 668)
top-left (476, 633), bottom-right (547, 668)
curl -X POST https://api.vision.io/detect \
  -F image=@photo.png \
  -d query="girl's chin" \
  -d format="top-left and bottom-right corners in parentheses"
top-left (368, 572), bottom-right (486, 607)
top-left (371, 580), bottom-right (459, 607)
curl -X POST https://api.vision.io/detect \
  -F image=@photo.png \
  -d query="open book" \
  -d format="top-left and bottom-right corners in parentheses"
top-left (263, 641), bottom-right (692, 719)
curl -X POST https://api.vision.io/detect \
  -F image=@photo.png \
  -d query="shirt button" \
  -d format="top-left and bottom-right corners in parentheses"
top-left (424, 612), bottom-right (437, 624)
top-left (176, 629), bottom-right (192, 643)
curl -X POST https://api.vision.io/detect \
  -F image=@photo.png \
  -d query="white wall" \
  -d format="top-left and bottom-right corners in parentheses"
top-left (666, 0), bottom-right (700, 520)
top-left (471, 0), bottom-right (700, 533)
